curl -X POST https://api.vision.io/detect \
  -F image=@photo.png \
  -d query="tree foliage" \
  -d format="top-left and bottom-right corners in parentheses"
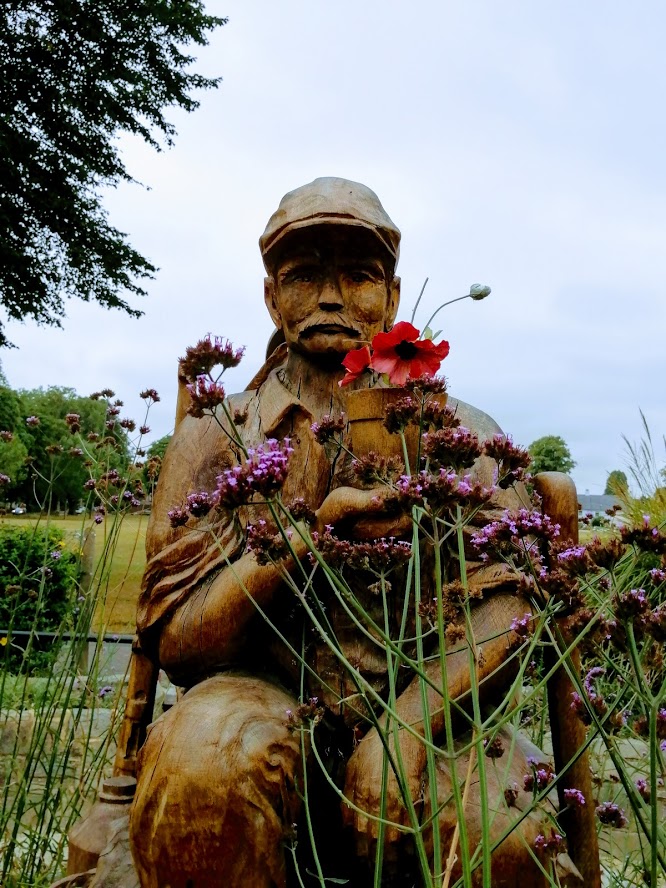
top-left (0, 2), bottom-right (226, 347)
top-left (527, 435), bottom-right (576, 475)
top-left (604, 469), bottom-right (628, 496)
top-left (0, 385), bottom-right (130, 510)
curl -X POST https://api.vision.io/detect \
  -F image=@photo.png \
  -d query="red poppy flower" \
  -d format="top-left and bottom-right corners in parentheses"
top-left (338, 345), bottom-right (372, 387)
top-left (370, 321), bottom-right (450, 386)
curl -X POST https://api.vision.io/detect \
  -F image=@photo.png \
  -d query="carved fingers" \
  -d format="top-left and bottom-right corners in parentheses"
top-left (341, 726), bottom-right (426, 862)
top-left (315, 486), bottom-right (411, 540)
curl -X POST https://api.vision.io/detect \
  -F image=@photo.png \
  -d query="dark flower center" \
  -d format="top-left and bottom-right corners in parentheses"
top-left (395, 340), bottom-right (418, 360)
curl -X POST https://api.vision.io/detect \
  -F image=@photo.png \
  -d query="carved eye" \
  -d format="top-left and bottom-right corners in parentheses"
top-left (348, 270), bottom-right (373, 284)
top-left (284, 268), bottom-right (318, 284)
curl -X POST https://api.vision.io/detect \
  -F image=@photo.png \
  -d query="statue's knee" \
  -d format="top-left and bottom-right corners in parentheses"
top-left (133, 674), bottom-right (303, 833)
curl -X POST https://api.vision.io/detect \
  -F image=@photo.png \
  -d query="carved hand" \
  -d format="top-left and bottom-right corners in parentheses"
top-left (315, 485), bottom-right (412, 540)
top-left (342, 723), bottom-right (426, 861)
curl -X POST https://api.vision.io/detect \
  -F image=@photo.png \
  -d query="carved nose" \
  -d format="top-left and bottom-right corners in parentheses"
top-left (318, 277), bottom-right (344, 310)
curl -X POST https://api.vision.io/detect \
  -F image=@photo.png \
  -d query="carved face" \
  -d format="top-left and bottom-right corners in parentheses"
top-left (264, 227), bottom-right (400, 362)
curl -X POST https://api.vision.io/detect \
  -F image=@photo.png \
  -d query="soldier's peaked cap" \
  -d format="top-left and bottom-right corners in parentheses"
top-left (259, 177), bottom-right (400, 271)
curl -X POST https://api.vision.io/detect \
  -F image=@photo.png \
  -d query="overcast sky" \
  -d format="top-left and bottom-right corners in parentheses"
top-left (3, 1), bottom-right (665, 495)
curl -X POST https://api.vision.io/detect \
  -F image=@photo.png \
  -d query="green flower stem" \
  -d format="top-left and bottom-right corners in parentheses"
top-left (432, 521), bottom-right (473, 887)
top-left (455, 508), bottom-right (491, 888)
top-left (626, 622), bottom-right (664, 884)
top-left (413, 518), bottom-right (443, 882)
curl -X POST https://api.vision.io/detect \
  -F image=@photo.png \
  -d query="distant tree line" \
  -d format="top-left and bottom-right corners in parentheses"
top-left (0, 370), bottom-right (129, 511)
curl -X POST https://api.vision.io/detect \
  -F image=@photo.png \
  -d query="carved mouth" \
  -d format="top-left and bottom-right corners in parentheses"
top-left (302, 324), bottom-right (359, 338)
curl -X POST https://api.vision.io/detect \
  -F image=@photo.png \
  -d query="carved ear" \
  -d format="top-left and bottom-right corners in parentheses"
top-left (264, 277), bottom-right (282, 329)
top-left (386, 276), bottom-right (400, 330)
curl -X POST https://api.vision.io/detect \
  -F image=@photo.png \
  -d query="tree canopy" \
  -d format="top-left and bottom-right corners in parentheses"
top-left (527, 435), bottom-right (576, 475)
top-left (0, 2), bottom-right (226, 347)
top-left (0, 385), bottom-right (130, 510)
top-left (604, 469), bottom-right (628, 496)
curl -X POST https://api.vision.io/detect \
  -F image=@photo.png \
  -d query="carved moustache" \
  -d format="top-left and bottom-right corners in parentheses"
top-left (298, 312), bottom-right (361, 340)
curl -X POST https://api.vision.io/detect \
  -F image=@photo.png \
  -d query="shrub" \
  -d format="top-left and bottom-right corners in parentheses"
top-left (0, 524), bottom-right (80, 672)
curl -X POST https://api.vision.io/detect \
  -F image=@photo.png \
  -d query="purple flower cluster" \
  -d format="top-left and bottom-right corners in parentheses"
top-left (555, 544), bottom-right (592, 575)
top-left (65, 413), bottom-right (81, 432)
top-left (313, 526), bottom-right (411, 574)
top-left (621, 515), bottom-right (666, 555)
top-left (523, 758), bottom-right (556, 793)
top-left (471, 508), bottom-right (560, 564)
top-left (395, 469), bottom-right (458, 511)
top-left (167, 507), bottom-right (189, 528)
top-left (570, 667), bottom-right (611, 725)
top-left (186, 490), bottom-right (214, 518)
top-left (139, 388), bottom-right (161, 403)
top-left (404, 374), bottom-right (448, 395)
top-left (246, 520), bottom-right (291, 565)
top-left (0, 473), bottom-right (10, 486)
top-left (595, 801), bottom-right (628, 828)
top-left (311, 413), bottom-right (345, 444)
top-left (635, 778), bottom-right (650, 802)
top-left (509, 612), bottom-right (534, 647)
top-left (286, 697), bottom-right (325, 731)
top-left (422, 426), bottom-right (481, 470)
top-left (483, 735), bottom-right (504, 758)
top-left (383, 396), bottom-right (419, 434)
top-left (482, 434), bottom-right (531, 489)
top-left (180, 335), bottom-right (245, 381)
top-left (585, 536), bottom-right (626, 570)
top-left (26, 416), bottom-right (40, 427)
top-left (0, 430), bottom-right (13, 442)
top-left (287, 498), bottom-right (316, 525)
top-left (533, 830), bottom-right (563, 855)
top-left (455, 473), bottom-right (496, 507)
top-left (614, 587), bottom-right (650, 621)
top-left (186, 376), bottom-right (227, 418)
top-left (563, 787), bottom-right (586, 807)
top-left (216, 439), bottom-right (294, 508)
top-left (352, 452), bottom-right (404, 486)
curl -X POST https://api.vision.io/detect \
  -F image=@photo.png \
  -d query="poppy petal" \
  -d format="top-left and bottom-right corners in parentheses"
top-left (371, 321), bottom-right (420, 352)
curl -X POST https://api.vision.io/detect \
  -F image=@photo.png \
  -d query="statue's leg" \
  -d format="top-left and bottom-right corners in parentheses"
top-left (425, 728), bottom-right (553, 887)
top-left (129, 673), bottom-right (303, 888)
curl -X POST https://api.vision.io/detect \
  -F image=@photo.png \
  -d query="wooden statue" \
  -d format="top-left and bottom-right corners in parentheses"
top-left (99, 179), bottom-right (599, 887)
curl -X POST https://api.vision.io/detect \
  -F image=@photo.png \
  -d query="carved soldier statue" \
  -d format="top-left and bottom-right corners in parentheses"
top-left (119, 178), bottom-right (593, 887)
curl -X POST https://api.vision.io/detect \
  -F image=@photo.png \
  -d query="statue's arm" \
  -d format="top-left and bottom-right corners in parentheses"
top-left (156, 486), bottom-right (401, 684)
top-left (157, 535), bottom-right (310, 683)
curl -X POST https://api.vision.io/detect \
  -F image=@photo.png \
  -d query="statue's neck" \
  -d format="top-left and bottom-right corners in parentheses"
top-left (282, 350), bottom-right (347, 418)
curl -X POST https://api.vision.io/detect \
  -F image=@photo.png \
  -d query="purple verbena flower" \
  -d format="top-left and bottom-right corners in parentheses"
top-left (216, 439), bottom-right (294, 508)
top-left (635, 778), bottom-right (650, 802)
top-left (26, 416), bottom-right (40, 427)
top-left (185, 491), bottom-right (214, 518)
top-left (139, 389), bottom-right (161, 403)
top-left (523, 760), bottom-right (556, 793)
top-left (167, 507), bottom-right (189, 528)
top-left (311, 413), bottom-right (345, 444)
top-left (563, 787), bottom-right (586, 807)
top-left (186, 375), bottom-right (226, 418)
top-left (180, 335), bottom-right (245, 381)
top-left (595, 801), bottom-right (628, 828)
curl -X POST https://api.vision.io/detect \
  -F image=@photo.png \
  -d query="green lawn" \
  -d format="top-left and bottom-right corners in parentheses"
top-left (0, 513), bottom-right (147, 633)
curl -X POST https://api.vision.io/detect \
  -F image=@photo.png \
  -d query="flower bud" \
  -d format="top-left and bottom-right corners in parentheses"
top-left (469, 283), bottom-right (491, 300)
